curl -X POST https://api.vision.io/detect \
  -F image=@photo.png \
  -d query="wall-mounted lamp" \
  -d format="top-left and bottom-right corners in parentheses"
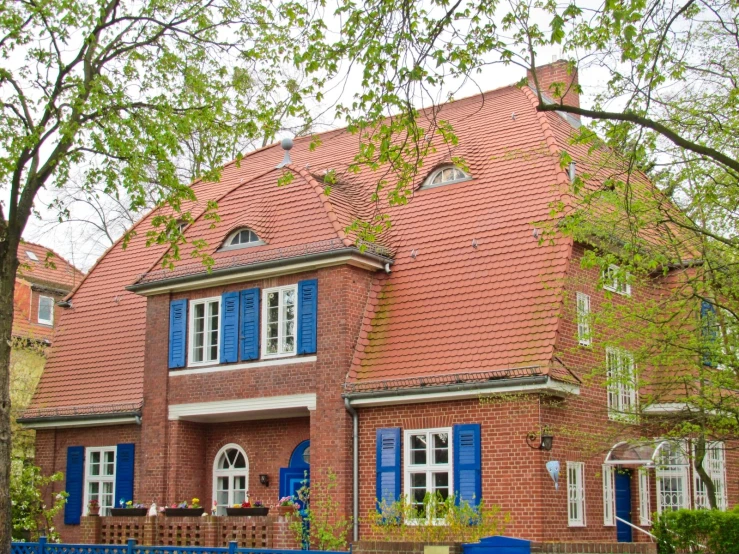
top-left (259, 474), bottom-right (270, 487)
top-left (526, 432), bottom-right (554, 451)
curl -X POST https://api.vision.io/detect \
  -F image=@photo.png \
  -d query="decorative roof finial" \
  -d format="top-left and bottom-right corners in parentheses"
top-left (276, 137), bottom-right (294, 169)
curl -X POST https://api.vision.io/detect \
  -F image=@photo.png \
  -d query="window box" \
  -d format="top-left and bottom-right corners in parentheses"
top-left (225, 507), bottom-right (270, 516)
top-left (164, 508), bottom-right (206, 517)
top-left (277, 505), bottom-right (297, 516)
top-left (110, 508), bottom-right (148, 516)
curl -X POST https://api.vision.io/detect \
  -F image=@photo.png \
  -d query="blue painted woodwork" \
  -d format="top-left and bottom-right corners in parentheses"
top-left (453, 423), bottom-right (482, 506)
top-left (296, 280), bottom-right (317, 355)
top-left (239, 288), bottom-right (260, 361)
top-left (375, 427), bottom-right (401, 509)
top-left (279, 467), bottom-right (309, 508)
top-left (168, 299), bottom-right (187, 369)
top-left (615, 470), bottom-right (633, 543)
top-left (463, 536), bottom-right (531, 554)
top-left (289, 440), bottom-right (310, 469)
top-left (64, 446), bottom-right (84, 525)
top-left (220, 292), bottom-right (239, 363)
top-left (115, 443), bottom-right (135, 505)
top-left (11, 537), bottom-right (348, 554)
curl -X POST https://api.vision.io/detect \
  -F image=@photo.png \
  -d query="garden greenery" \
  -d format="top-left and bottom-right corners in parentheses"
top-left (10, 466), bottom-right (66, 543)
top-left (368, 493), bottom-right (508, 543)
top-left (653, 507), bottom-right (739, 554)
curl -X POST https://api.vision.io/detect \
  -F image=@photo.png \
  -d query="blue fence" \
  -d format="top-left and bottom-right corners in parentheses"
top-left (12, 538), bottom-right (349, 554)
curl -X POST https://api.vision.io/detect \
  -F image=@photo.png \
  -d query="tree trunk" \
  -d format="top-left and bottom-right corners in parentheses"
top-left (0, 233), bottom-right (20, 553)
top-left (694, 434), bottom-right (718, 509)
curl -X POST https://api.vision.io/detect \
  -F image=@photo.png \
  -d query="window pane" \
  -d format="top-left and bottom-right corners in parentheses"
top-left (433, 433), bottom-right (449, 464)
top-left (90, 452), bottom-right (101, 476)
top-left (104, 451), bottom-right (115, 475)
top-left (194, 303), bottom-right (205, 362)
top-left (233, 451), bottom-right (246, 468)
top-left (88, 481), bottom-right (100, 499)
top-left (410, 434), bottom-right (427, 465)
top-left (39, 297), bottom-right (53, 322)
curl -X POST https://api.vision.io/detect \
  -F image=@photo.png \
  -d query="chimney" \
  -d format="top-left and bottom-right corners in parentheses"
top-left (527, 59), bottom-right (580, 119)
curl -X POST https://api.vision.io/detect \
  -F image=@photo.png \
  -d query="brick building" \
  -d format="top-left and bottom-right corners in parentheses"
top-left (20, 61), bottom-right (737, 546)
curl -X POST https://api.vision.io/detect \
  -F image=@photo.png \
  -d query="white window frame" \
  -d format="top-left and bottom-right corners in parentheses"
top-left (38, 295), bottom-right (54, 326)
top-left (656, 441), bottom-right (689, 514)
top-left (576, 292), bottom-right (591, 346)
top-left (606, 347), bottom-right (637, 421)
top-left (567, 461), bottom-right (586, 527)
top-left (602, 464), bottom-right (615, 526)
top-left (602, 264), bottom-right (631, 296)
top-left (261, 284), bottom-right (298, 359)
top-left (212, 444), bottom-right (249, 516)
top-left (422, 166), bottom-right (471, 189)
top-left (638, 467), bottom-right (651, 526)
top-left (693, 441), bottom-right (728, 511)
top-left (403, 427), bottom-right (453, 523)
top-left (188, 296), bottom-right (221, 367)
top-left (83, 446), bottom-right (116, 516)
top-left (220, 228), bottom-right (264, 251)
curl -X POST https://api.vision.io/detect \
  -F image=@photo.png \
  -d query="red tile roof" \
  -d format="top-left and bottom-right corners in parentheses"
top-left (29, 83), bottom-right (588, 415)
top-left (17, 241), bottom-right (84, 290)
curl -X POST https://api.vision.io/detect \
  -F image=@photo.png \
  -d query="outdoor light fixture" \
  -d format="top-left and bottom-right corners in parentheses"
top-left (259, 474), bottom-right (270, 487)
top-left (526, 431), bottom-right (554, 451)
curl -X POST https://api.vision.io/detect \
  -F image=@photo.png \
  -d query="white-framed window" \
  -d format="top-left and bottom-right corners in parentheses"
top-left (606, 347), bottom-right (637, 421)
top-left (602, 464), bottom-right (615, 526)
top-left (189, 297), bottom-right (221, 366)
top-left (567, 462), bottom-right (586, 527)
top-left (213, 444), bottom-right (249, 516)
top-left (38, 295), bottom-right (54, 325)
top-left (693, 442), bottom-right (727, 511)
top-left (221, 228), bottom-right (263, 250)
top-left (602, 264), bottom-right (631, 296)
top-left (83, 447), bottom-right (116, 516)
top-left (576, 292), bottom-right (591, 346)
top-left (404, 428), bottom-right (453, 522)
top-left (262, 285), bottom-right (297, 358)
top-left (656, 441), bottom-right (689, 513)
top-left (638, 467), bottom-right (651, 526)
top-left (422, 166), bottom-right (471, 189)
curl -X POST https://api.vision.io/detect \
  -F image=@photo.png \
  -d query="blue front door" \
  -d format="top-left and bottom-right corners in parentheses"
top-left (278, 440), bottom-right (310, 507)
top-left (615, 470), bottom-right (632, 542)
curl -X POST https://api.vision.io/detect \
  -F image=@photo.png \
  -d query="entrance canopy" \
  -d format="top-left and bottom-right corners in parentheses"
top-left (604, 440), bottom-right (670, 466)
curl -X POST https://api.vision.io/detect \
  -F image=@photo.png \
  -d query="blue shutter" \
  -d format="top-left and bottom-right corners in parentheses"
top-left (220, 292), bottom-right (239, 363)
top-left (168, 299), bottom-right (188, 369)
top-left (375, 428), bottom-right (401, 510)
top-left (454, 423), bottom-right (481, 507)
top-left (64, 446), bottom-right (84, 525)
top-left (115, 443), bottom-right (135, 506)
top-left (239, 288), bottom-right (260, 361)
top-left (297, 279), bottom-right (318, 355)
top-left (701, 300), bottom-right (718, 367)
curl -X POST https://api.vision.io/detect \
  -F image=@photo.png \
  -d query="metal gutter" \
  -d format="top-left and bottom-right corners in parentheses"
top-left (17, 411), bottom-right (142, 429)
top-left (127, 248), bottom-right (393, 295)
top-left (344, 398), bottom-right (359, 542)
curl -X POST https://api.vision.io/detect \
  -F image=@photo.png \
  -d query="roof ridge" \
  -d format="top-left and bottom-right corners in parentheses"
top-left (19, 239), bottom-right (85, 278)
top-left (291, 164), bottom-right (353, 247)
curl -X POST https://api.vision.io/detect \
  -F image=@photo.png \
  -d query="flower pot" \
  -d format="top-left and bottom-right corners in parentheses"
top-left (164, 508), bottom-right (205, 517)
top-left (226, 507), bottom-right (270, 516)
top-left (277, 505), bottom-right (297, 516)
top-left (110, 508), bottom-right (148, 516)
top-left (88, 506), bottom-right (100, 516)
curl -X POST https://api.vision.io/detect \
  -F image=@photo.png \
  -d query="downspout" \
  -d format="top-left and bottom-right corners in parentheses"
top-left (344, 397), bottom-right (359, 542)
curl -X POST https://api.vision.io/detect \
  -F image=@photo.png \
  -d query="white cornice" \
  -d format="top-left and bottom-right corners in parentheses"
top-left (346, 378), bottom-right (579, 408)
top-left (170, 355), bottom-right (316, 377)
top-left (133, 253), bottom-right (384, 296)
top-left (168, 393), bottom-right (317, 422)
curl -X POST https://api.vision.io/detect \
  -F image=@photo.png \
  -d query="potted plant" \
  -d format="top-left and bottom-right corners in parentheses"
top-left (226, 500), bottom-right (269, 516)
top-left (87, 499), bottom-right (100, 516)
top-left (164, 498), bottom-right (205, 517)
top-left (111, 499), bottom-right (148, 516)
top-left (277, 497), bottom-right (297, 516)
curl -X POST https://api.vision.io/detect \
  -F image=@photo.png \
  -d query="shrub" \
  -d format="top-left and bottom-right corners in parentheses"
top-left (10, 465), bottom-right (67, 542)
top-left (367, 493), bottom-right (508, 543)
top-left (654, 507), bottom-right (739, 554)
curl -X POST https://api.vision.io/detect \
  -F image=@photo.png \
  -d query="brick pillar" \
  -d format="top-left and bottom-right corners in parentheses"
top-left (143, 516), bottom-right (158, 545)
top-left (272, 516), bottom-right (300, 549)
top-left (80, 516), bottom-right (102, 544)
top-left (201, 516), bottom-right (220, 547)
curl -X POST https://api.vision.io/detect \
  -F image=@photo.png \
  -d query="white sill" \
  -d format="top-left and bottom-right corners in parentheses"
top-left (217, 241), bottom-right (266, 252)
top-left (261, 352), bottom-right (298, 360)
top-left (568, 522), bottom-right (586, 528)
top-left (37, 320), bottom-right (53, 326)
top-left (187, 359), bottom-right (220, 368)
top-left (170, 355), bottom-right (317, 376)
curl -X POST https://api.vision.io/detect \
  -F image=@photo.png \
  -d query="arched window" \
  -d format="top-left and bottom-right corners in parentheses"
top-left (422, 166), bottom-right (471, 189)
top-left (223, 228), bottom-right (262, 249)
top-left (213, 444), bottom-right (249, 515)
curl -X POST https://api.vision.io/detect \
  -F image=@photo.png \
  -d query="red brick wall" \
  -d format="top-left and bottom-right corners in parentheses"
top-left (527, 60), bottom-right (580, 116)
top-left (35, 425), bottom-right (142, 543)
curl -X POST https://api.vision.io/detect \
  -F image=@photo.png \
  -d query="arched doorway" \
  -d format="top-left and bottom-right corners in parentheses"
top-left (279, 440), bottom-right (310, 506)
top-left (212, 444), bottom-right (249, 516)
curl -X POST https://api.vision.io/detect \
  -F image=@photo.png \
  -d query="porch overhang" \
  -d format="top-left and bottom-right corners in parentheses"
top-left (603, 440), bottom-right (670, 466)
top-left (168, 393), bottom-right (317, 423)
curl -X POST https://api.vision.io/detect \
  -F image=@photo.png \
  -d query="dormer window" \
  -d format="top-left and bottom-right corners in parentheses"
top-left (422, 166), bottom-right (471, 189)
top-left (221, 228), bottom-right (263, 251)
top-left (26, 250), bottom-right (39, 262)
